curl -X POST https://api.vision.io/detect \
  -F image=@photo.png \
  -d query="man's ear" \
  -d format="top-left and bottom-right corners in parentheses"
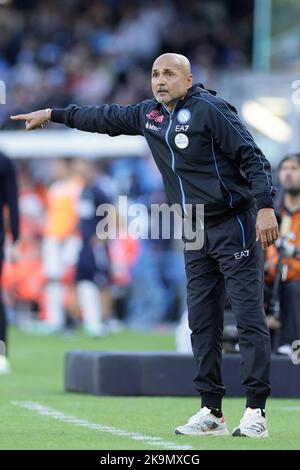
top-left (187, 74), bottom-right (193, 89)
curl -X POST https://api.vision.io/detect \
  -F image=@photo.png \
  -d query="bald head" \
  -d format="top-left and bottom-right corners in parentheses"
top-left (153, 53), bottom-right (192, 75)
top-left (151, 53), bottom-right (193, 111)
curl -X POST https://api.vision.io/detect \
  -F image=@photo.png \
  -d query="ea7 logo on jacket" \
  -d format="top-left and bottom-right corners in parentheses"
top-left (175, 125), bottom-right (189, 132)
top-left (234, 250), bottom-right (249, 260)
top-left (146, 110), bottom-right (164, 123)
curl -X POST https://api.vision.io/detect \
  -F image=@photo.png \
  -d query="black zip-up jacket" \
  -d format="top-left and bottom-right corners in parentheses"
top-left (51, 83), bottom-right (276, 225)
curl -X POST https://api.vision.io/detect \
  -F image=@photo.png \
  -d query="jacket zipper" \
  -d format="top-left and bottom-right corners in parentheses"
top-left (164, 105), bottom-right (187, 215)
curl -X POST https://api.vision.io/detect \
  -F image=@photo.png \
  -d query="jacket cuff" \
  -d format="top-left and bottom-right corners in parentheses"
top-left (51, 108), bottom-right (66, 123)
top-left (255, 193), bottom-right (274, 210)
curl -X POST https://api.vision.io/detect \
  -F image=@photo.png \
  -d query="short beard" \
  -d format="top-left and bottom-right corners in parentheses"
top-left (156, 96), bottom-right (172, 105)
top-left (155, 93), bottom-right (177, 106)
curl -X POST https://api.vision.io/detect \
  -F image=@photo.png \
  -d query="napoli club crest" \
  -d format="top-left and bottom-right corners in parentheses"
top-left (177, 108), bottom-right (191, 124)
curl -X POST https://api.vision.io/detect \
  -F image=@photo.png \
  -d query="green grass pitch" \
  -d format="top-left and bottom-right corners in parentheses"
top-left (0, 327), bottom-right (299, 450)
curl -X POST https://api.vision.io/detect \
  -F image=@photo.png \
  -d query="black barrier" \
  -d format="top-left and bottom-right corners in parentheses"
top-left (65, 351), bottom-right (300, 398)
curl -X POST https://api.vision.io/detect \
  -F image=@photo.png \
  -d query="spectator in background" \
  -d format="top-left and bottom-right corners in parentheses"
top-left (265, 154), bottom-right (300, 355)
top-left (74, 158), bottom-right (113, 337)
top-left (2, 167), bottom-right (44, 326)
top-left (0, 151), bottom-right (19, 374)
top-left (42, 158), bottom-right (82, 332)
top-left (108, 211), bottom-right (140, 325)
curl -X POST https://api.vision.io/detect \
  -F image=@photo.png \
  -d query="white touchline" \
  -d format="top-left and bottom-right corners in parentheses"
top-left (11, 401), bottom-right (193, 450)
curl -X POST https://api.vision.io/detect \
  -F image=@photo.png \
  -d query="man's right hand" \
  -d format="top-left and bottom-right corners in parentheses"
top-left (10, 108), bottom-right (52, 130)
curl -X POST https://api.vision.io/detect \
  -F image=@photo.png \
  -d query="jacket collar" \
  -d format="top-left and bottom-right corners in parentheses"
top-left (186, 82), bottom-right (217, 98)
top-left (158, 82), bottom-right (217, 115)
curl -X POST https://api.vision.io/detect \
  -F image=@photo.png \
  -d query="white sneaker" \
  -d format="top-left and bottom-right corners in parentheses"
top-left (175, 407), bottom-right (229, 436)
top-left (0, 355), bottom-right (11, 375)
top-left (232, 408), bottom-right (268, 438)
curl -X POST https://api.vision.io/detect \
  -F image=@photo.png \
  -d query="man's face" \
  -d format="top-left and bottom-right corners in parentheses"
top-left (279, 158), bottom-right (300, 194)
top-left (151, 58), bottom-right (192, 107)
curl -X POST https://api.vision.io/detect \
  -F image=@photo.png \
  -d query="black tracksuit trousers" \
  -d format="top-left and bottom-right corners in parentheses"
top-left (184, 206), bottom-right (271, 409)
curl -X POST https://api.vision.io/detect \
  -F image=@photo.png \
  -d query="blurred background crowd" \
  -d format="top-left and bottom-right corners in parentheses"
top-left (0, 0), bottom-right (300, 358)
top-left (2, 154), bottom-right (186, 334)
top-left (1, 0), bottom-right (253, 126)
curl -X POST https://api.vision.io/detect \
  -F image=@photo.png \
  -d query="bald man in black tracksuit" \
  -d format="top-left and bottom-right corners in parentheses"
top-left (11, 53), bottom-right (279, 438)
top-left (0, 152), bottom-right (19, 366)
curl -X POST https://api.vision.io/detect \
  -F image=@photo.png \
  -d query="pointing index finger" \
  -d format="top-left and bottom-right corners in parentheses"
top-left (10, 114), bottom-right (27, 120)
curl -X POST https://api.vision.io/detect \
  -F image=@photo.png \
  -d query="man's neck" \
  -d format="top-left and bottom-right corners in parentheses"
top-left (283, 192), bottom-right (300, 212)
top-left (165, 92), bottom-right (189, 113)
top-left (165, 100), bottom-right (177, 113)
